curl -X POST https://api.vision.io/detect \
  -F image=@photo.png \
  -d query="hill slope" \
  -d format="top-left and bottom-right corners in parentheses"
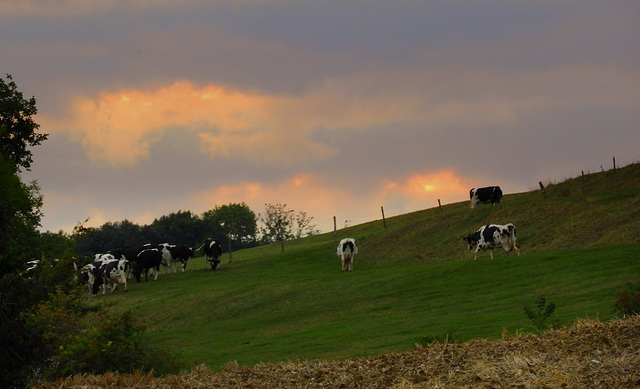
top-left (342, 162), bottom-right (640, 265)
top-left (91, 164), bottom-right (640, 374)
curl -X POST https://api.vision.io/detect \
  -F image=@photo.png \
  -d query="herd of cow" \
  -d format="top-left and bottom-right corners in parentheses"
top-left (336, 185), bottom-right (521, 272)
top-left (81, 238), bottom-right (223, 296)
top-left (81, 185), bottom-right (520, 293)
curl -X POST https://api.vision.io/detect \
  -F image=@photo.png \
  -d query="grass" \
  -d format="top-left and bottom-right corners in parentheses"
top-left (95, 163), bottom-right (640, 371)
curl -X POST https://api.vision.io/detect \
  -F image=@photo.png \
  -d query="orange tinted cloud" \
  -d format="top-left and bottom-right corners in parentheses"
top-left (184, 169), bottom-right (472, 232)
top-left (45, 78), bottom-right (521, 167)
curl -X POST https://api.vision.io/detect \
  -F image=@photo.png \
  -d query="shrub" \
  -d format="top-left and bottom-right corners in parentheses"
top-left (25, 287), bottom-right (180, 382)
top-left (45, 309), bottom-right (179, 379)
top-left (614, 281), bottom-right (640, 317)
top-left (524, 295), bottom-right (559, 334)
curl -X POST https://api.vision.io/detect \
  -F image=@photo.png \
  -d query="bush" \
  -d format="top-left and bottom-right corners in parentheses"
top-left (24, 286), bottom-right (180, 383)
top-left (614, 281), bottom-right (640, 317)
top-left (524, 295), bottom-right (559, 334)
top-left (43, 309), bottom-right (179, 379)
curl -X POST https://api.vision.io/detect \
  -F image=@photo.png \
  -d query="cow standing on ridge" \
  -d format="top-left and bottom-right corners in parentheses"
top-left (469, 186), bottom-right (503, 208)
top-left (337, 238), bottom-right (358, 272)
top-left (463, 223), bottom-right (520, 260)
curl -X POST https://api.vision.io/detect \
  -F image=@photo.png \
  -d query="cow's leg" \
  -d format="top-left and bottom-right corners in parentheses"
top-left (181, 260), bottom-right (187, 272)
top-left (153, 266), bottom-right (159, 280)
top-left (489, 249), bottom-right (494, 259)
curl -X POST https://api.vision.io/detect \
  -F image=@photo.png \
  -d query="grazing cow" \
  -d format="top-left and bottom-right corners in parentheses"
top-left (99, 258), bottom-right (129, 294)
top-left (133, 248), bottom-right (163, 282)
top-left (94, 253), bottom-right (116, 264)
top-left (81, 263), bottom-right (103, 296)
top-left (463, 223), bottom-right (521, 260)
top-left (198, 238), bottom-right (222, 271)
top-left (161, 244), bottom-right (195, 272)
top-left (337, 238), bottom-right (358, 272)
top-left (469, 186), bottom-right (503, 208)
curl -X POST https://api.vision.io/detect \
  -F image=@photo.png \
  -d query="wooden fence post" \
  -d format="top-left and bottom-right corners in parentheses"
top-left (539, 181), bottom-right (548, 199)
top-left (381, 206), bottom-right (387, 229)
top-left (333, 216), bottom-right (337, 241)
top-left (438, 199), bottom-right (443, 213)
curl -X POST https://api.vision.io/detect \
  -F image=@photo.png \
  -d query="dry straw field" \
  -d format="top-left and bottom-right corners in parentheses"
top-left (35, 315), bottom-right (640, 388)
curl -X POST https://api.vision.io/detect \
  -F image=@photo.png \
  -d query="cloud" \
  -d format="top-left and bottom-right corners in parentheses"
top-left (184, 169), bottom-right (473, 232)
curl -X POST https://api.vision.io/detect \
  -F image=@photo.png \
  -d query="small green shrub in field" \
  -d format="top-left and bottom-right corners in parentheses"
top-left (614, 281), bottom-right (640, 317)
top-left (524, 295), bottom-right (559, 334)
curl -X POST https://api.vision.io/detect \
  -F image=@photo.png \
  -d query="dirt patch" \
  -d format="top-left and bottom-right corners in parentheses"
top-left (34, 316), bottom-right (640, 388)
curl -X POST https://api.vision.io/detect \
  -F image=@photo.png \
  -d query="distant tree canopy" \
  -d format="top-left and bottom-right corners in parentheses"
top-left (71, 206), bottom-right (259, 260)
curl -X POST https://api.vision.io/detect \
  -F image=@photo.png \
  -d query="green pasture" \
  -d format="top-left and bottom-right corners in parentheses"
top-left (96, 164), bottom-right (640, 370)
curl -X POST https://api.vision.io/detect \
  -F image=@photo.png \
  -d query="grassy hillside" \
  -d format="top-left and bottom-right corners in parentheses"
top-left (97, 163), bottom-right (640, 371)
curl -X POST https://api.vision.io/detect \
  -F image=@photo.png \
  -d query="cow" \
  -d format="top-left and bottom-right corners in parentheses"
top-left (463, 223), bottom-right (521, 260)
top-left (133, 248), bottom-right (163, 282)
top-left (198, 238), bottom-right (222, 271)
top-left (94, 253), bottom-right (116, 264)
top-left (337, 238), bottom-right (358, 272)
top-left (119, 244), bottom-right (154, 275)
top-left (80, 263), bottom-right (103, 296)
top-left (99, 258), bottom-right (129, 294)
top-left (469, 186), bottom-right (503, 208)
top-left (160, 243), bottom-right (195, 272)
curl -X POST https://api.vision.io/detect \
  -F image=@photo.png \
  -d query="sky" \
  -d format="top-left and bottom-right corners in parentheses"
top-left (2, 0), bottom-right (639, 235)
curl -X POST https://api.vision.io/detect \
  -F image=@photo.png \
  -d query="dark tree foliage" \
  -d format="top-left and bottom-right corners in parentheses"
top-left (203, 202), bottom-right (258, 259)
top-left (0, 75), bottom-right (47, 275)
top-left (149, 210), bottom-right (203, 247)
top-left (0, 74), bottom-right (47, 173)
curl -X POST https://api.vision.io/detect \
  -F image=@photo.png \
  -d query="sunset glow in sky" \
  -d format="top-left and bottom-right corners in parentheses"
top-left (3, 1), bottom-right (639, 234)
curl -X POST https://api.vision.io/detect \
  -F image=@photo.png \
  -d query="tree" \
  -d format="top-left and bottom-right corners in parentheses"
top-left (294, 210), bottom-right (319, 238)
top-left (0, 74), bottom-right (47, 173)
top-left (0, 74), bottom-right (49, 387)
top-left (260, 203), bottom-right (295, 253)
top-left (203, 203), bottom-right (257, 261)
top-left (0, 74), bottom-right (47, 275)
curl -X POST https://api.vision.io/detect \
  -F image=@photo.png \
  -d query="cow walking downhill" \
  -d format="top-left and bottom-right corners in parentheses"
top-left (469, 186), bottom-right (503, 208)
top-left (463, 223), bottom-right (520, 260)
top-left (337, 238), bottom-right (358, 272)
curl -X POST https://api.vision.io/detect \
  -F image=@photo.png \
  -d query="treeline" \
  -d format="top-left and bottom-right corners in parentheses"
top-left (37, 201), bottom-right (320, 262)
top-left (36, 204), bottom-right (260, 261)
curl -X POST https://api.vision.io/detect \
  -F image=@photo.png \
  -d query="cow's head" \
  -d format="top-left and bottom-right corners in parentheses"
top-left (462, 234), bottom-right (478, 250)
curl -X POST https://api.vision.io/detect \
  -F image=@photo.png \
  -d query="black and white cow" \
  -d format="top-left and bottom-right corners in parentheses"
top-left (81, 263), bottom-right (104, 296)
top-left (133, 248), bottom-right (163, 282)
top-left (160, 243), bottom-right (195, 272)
top-left (198, 238), bottom-right (222, 271)
top-left (337, 238), bottom-right (358, 272)
top-left (100, 258), bottom-right (129, 294)
top-left (469, 186), bottom-right (503, 208)
top-left (463, 223), bottom-right (521, 260)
